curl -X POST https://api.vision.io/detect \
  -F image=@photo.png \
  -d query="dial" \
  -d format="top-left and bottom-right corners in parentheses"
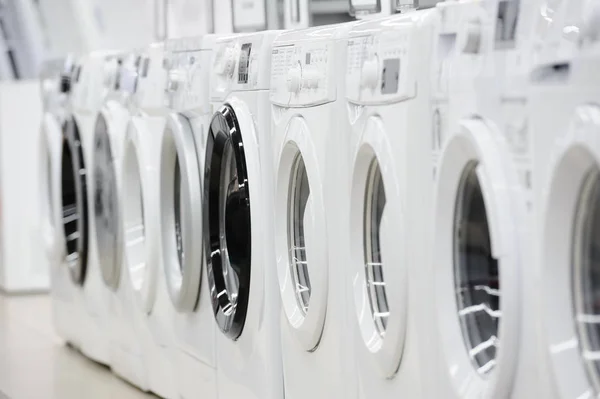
top-left (167, 69), bottom-right (186, 92)
top-left (287, 63), bottom-right (302, 93)
top-left (361, 57), bottom-right (379, 90)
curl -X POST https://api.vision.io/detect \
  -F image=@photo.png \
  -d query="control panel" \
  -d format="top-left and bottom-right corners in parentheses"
top-left (346, 29), bottom-right (415, 105)
top-left (164, 36), bottom-right (210, 111)
top-left (118, 54), bottom-right (140, 95)
top-left (270, 41), bottom-right (335, 107)
top-left (134, 46), bottom-right (168, 110)
top-left (210, 34), bottom-right (271, 100)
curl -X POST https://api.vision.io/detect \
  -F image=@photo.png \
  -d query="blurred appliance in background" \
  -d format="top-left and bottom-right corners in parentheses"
top-left (0, 77), bottom-right (47, 292)
top-left (121, 42), bottom-right (178, 399)
top-left (94, 52), bottom-right (153, 391)
top-left (159, 35), bottom-right (218, 399)
top-left (62, 51), bottom-right (116, 366)
top-left (45, 57), bottom-right (87, 347)
top-left (283, 0), bottom-right (354, 29)
top-left (213, 0), bottom-right (279, 33)
top-left (270, 22), bottom-right (358, 399)
top-left (0, 0), bottom-right (45, 79)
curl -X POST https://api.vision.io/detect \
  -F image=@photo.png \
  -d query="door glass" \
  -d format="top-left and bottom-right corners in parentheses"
top-left (219, 141), bottom-right (241, 304)
top-left (93, 114), bottom-right (120, 283)
top-left (174, 155), bottom-right (184, 271)
top-left (287, 152), bottom-right (311, 315)
top-left (573, 168), bottom-right (600, 393)
top-left (364, 159), bottom-right (389, 337)
top-left (60, 119), bottom-right (87, 284)
top-left (454, 162), bottom-right (500, 375)
top-left (61, 138), bottom-right (78, 258)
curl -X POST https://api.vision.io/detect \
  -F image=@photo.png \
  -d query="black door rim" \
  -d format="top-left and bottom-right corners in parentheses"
top-left (204, 103), bottom-right (252, 340)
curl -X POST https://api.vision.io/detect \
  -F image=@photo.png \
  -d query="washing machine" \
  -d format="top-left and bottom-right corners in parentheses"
top-left (43, 56), bottom-right (82, 347)
top-left (343, 8), bottom-right (439, 398)
top-left (93, 51), bottom-right (152, 390)
top-left (529, 1), bottom-right (600, 397)
top-left (269, 23), bottom-right (357, 398)
top-left (158, 35), bottom-right (219, 399)
top-left (120, 41), bottom-right (178, 399)
top-left (420, 0), bottom-right (532, 397)
top-left (62, 50), bottom-right (118, 366)
top-left (203, 31), bottom-right (283, 399)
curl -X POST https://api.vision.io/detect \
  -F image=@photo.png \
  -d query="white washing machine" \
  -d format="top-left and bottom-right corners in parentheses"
top-left (43, 56), bottom-right (82, 347)
top-left (63, 51), bottom-right (117, 366)
top-left (529, 1), bottom-right (600, 397)
top-left (344, 8), bottom-right (438, 398)
top-left (94, 52), bottom-right (152, 391)
top-left (120, 41), bottom-right (177, 399)
top-left (204, 31), bottom-right (283, 399)
top-left (269, 23), bottom-right (357, 398)
top-left (158, 35), bottom-right (219, 399)
top-left (424, 1), bottom-right (528, 397)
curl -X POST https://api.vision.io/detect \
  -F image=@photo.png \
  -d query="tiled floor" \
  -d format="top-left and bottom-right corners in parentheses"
top-left (0, 294), bottom-right (157, 399)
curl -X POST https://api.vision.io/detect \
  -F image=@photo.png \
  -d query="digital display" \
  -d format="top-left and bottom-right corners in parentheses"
top-left (238, 43), bottom-right (252, 84)
top-left (381, 58), bottom-right (400, 95)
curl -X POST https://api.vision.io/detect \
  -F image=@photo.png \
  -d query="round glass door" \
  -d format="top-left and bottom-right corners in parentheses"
top-left (454, 161), bottom-right (500, 376)
top-left (288, 153), bottom-right (311, 315)
top-left (60, 117), bottom-right (88, 285)
top-left (204, 104), bottom-right (251, 340)
top-left (93, 113), bottom-right (121, 289)
top-left (364, 159), bottom-right (390, 338)
top-left (573, 167), bottom-right (600, 393)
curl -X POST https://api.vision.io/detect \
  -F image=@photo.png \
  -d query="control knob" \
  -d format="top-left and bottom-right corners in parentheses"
top-left (167, 69), bottom-right (186, 92)
top-left (361, 57), bottom-right (379, 90)
top-left (287, 65), bottom-right (302, 93)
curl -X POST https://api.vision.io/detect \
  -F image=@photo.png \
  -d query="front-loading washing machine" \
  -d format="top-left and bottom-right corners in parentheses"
top-left (203, 31), bottom-right (283, 399)
top-left (63, 50), bottom-right (118, 366)
top-left (158, 35), bottom-right (218, 399)
top-left (43, 56), bottom-right (82, 348)
top-left (529, 1), bottom-right (600, 397)
top-left (93, 51), bottom-right (153, 390)
top-left (269, 23), bottom-right (358, 398)
top-left (424, 0), bottom-right (536, 397)
top-left (120, 41), bottom-right (178, 399)
top-left (343, 8), bottom-right (440, 398)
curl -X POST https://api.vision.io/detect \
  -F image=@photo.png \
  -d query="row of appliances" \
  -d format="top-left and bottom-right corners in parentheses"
top-left (37, 0), bottom-right (600, 397)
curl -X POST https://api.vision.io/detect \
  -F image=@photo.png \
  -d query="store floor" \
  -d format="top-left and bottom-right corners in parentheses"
top-left (0, 294), bottom-right (157, 399)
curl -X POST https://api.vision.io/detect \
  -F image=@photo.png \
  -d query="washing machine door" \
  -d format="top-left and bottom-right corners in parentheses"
top-left (540, 105), bottom-right (600, 397)
top-left (204, 103), bottom-right (252, 340)
top-left (349, 117), bottom-right (406, 378)
top-left (274, 116), bottom-right (328, 351)
top-left (40, 112), bottom-right (63, 264)
top-left (433, 118), bottom-right (520, 397)
top-left (60, 116), bottom-right (89, 285)
top-left (160, 113), bottom-right (203, 312)
top-left (93, 112), bottom-right (122, 290)
top-left (122, 119), bottom-right (159, 313)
